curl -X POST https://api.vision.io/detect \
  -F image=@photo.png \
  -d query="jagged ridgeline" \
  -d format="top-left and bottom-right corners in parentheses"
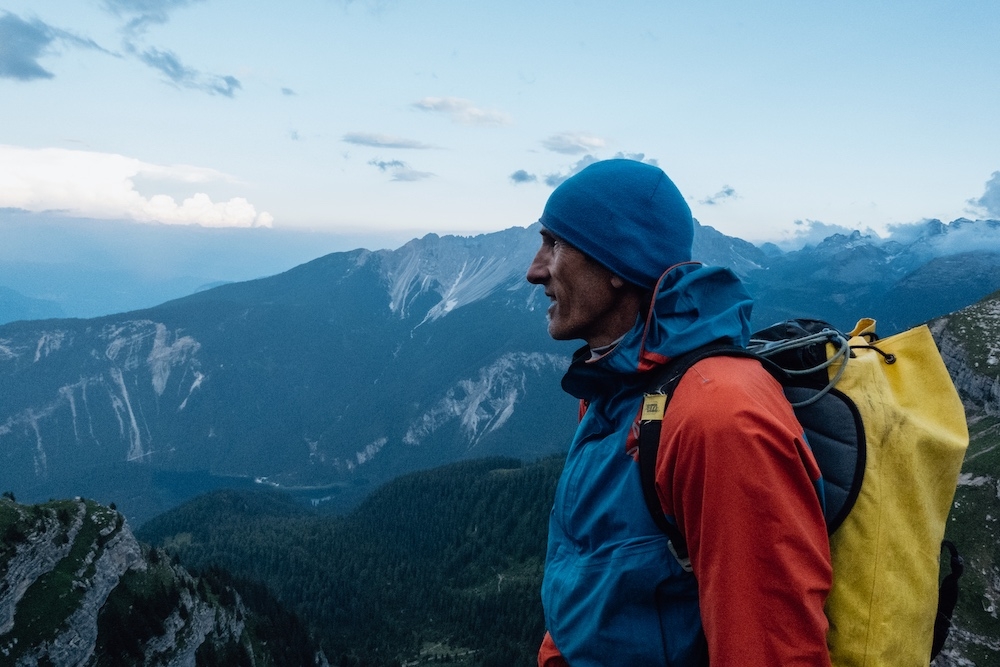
top-left (137, 456), bottom-right (563, 667)
top-left (0, 495), bottom-right (322, 665)
top-left (1, 220), bottom-right (999, 525)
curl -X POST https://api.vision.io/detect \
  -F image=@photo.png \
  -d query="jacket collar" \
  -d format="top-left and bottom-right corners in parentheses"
top-left (562, 262), bottom-right (752, 400)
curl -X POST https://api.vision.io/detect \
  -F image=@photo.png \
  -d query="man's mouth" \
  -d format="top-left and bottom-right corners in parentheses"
top-left (544, 294), bottom-right (557, 317)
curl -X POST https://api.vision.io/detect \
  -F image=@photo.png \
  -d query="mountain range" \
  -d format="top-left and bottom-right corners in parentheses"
top-left (1, 217), bottom-right (999, 524)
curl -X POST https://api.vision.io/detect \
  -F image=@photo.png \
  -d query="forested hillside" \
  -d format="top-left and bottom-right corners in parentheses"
top-left (138, 456), bottom-right (563, 666)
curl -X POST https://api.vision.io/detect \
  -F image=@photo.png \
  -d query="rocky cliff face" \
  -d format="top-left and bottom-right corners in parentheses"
top-left (931, 295), bottom-right (1000, 417)
top-left (928, 291), bottom-right (1000, 666)
top-left (0, 497), bottom-right (319, 666)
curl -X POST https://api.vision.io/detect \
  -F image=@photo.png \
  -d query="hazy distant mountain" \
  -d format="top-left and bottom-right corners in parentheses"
top-left (0, 209), bottom-right (410, 323)
top-left (745, 221), bottom-right (1000, 332)
top-left (1, 218), bottom-right (998, 524)
top-left (0, 285), bottom-right (63, 322)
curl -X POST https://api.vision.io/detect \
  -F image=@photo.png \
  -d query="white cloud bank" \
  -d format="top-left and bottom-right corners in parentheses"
top-left (541, 132), bottom-right (606, 155)
top-left (0, 145), bottom-right (273, 227)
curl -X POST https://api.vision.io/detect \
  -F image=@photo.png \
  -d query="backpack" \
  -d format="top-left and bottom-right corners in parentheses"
top-left (637, 318), bottom-right (969, 666)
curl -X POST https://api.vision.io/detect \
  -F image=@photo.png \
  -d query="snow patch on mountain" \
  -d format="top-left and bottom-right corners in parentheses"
top-left (34, 331), bottom-right (66, 362)
top-left (0, 320), bottom-right (205, 476)
top-left (104, 321), bottom-right (159, 369)
top-left (0, 339), bottom-right (17, 361)
top-left (0, 375), bottom-right (108, 475)
top-left (147, 323), bottom-right (201, 397)
top-left (403, 352), bottom-right (567, 448)
top-left (381, 228), bottom-right (538, 321)
top-left (178, 371), bottom-right (204, 411)
top-left (109, 367), bottom-right (145, 461)
top-left (350, 437), bottom-right (388, 470)
top-left (418, 256), bottom-right (525, 324)
top-left (0, 401), bottom-right (60, 476)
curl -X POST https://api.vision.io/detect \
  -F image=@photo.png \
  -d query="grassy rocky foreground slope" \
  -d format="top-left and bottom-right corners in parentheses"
top-left (930, 290), bottom-right (1000, 666)
top-left (0, 495), bottom-right (322, 666)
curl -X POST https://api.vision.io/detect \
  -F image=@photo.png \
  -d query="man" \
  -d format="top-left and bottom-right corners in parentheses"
top-left (527, 159), bottom-right (832, 666)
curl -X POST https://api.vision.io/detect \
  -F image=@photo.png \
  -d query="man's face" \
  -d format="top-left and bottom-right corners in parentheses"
top-left (526, 229), bottom-right (629, 347)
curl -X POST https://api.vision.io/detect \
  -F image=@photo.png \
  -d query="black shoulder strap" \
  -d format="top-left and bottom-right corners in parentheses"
top-left (637, 343), bottom-right (764, 567)
top-left (932, 540), bottom-right (964, 658)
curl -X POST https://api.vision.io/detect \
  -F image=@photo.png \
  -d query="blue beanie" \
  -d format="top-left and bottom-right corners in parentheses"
top-left (538, 159), bottom-right (693, 289)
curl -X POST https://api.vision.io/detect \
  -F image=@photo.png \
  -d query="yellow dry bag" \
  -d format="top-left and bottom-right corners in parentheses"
top-left (822, 320), bottom-right (968, 666)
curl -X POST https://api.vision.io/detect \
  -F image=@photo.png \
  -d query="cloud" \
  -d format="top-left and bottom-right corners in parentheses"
top-left (0, 13), bottom-right (56, 80)
top-left (966, 171), bottom-right (1000, 219)
top-left (773, 219), bottom-right (876, 250)
top-left (0, 144), bottom-right (272, 227)
top-left (0, 7), bottom-right (233, 98)
top-left (133, 45), bottom-right (241, 96)
top-left (510, 170), bottom-right (537, 184)
top-left (391, 168), bottom-right (435, 182)
top-left (883, 218), bottom-right (1000, 256)
top-left (541, 132), bottom-right (607, 155)
top-left (369, 159), bottom-right (407, 171)
top-left (776, 216), bottom-right (1000, 254)
top-left (367, 159), bottom-right (434, 182)
top-left (0, 12), bottom-right (109, 81)
top-left (411, 97), bottom-right (512, 126)
top-left (542, 151), bottom-right (657, 188)
top-left (699, 185), bottom-right (738, 206)
top-left (344, 132), bottom-right (436, 149)
top-left (615, 152), bottom-right (658, 167)
top-left (101, 0), bottom-right (240, 97)
top-left (543, 156), bottom-right (599, 187)
top-left (281, 87), bottom-right (296, 96)
top-left (104, 0), bottom-right (205, 36)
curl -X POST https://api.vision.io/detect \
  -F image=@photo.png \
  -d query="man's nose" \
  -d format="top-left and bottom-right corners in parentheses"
top-left (526, 249), bottom-right (549, 284)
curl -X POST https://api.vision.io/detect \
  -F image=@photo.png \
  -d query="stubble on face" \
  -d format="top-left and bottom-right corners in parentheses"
top-left (526, 230), bottom-right (640, 348)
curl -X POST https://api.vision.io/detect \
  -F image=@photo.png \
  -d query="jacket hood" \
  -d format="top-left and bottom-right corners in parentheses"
top-left (562, 262), bottom-right (753, 399)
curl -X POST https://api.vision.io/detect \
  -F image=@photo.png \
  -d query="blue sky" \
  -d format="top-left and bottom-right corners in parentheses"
top-left (2, 0), bottom-right (999, 247)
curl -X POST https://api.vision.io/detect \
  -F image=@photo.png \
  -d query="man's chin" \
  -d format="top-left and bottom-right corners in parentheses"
top-left (546, 321), bottom-right (575, 342)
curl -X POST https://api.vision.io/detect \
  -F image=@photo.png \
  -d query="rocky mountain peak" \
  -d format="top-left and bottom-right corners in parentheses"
top-left (378, 225), bottom-right (540, 322)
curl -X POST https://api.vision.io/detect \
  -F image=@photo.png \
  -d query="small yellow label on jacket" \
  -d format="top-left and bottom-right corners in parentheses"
top-left (642, 394), bottom-right (666, 421)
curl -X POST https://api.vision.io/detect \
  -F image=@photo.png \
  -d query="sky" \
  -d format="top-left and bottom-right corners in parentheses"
top-left (2, 0), bottom-right (1000, 248)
